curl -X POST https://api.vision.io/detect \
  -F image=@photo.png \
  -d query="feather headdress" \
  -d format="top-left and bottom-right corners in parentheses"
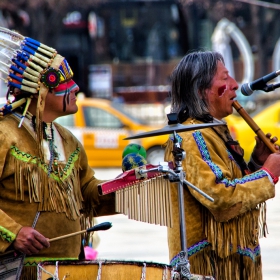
top-left (0, 27), bottom-right (73, 127)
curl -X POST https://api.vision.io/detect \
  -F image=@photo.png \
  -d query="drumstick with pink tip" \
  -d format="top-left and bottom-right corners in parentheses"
top-left (49, 222), bottom-right (112, 242)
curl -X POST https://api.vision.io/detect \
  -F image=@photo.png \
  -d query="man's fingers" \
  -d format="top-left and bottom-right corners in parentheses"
top-left (270, 136), bottom-right (278, 143)
top-left (265, 133), bottom-right (278, 143)
top-left (34, 231), bottom-right (50, 248)
top-left (257, 134), bottom-right (278, 145)
top-left (14, 227), bottom-right (50, 255)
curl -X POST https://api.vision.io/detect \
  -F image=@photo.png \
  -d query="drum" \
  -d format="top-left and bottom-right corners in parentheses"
top-left (37, 260), bottom-right (172, 280)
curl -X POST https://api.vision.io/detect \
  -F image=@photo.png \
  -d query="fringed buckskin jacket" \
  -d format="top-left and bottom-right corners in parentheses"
top-left (164, 118), bottom-right (275, 280)
top-left (0, 115), bottom-right (115, 278)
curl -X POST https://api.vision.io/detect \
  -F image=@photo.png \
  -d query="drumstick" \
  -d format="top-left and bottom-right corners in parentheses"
top-left (232, 100), bottom-right (278, 153)
top-left (49, 222), bottom-right (112, 242)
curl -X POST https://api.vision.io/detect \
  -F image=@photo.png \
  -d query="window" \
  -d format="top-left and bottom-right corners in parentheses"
top-left (83, 106), bottom-right (123, 128)
top-left (94, 2), bottom-right (185, 63)
top-left (55, 114), bottom-right (75, 127)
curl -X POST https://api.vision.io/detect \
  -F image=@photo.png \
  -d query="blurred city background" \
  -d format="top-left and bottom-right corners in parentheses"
top-left (2, 0), bottom-right (280, 116)
top-left (1, 0), bottom-right (280, 279)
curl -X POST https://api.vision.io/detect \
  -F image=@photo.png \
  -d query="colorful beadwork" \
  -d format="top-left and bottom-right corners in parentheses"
top-left (41, 68), bottom-right (61, 88)
top-left (0, 225), bottom-right (16, 243)
top-left (170, 240), bottom-right (261, 266)
top-left (10, 145), bottom-right (80, 182)
top-left (170, 239), bottom-right (210, 266)
top-left (192, 131), bottom-right (268, 187)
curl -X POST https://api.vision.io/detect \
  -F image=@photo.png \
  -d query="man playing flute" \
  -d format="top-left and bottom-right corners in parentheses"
top-left (165, 50), bottom-right (280, 280)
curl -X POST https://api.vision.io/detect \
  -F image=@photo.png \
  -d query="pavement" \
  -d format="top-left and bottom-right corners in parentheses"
top-left (94, 168), bottom-right (280, 279)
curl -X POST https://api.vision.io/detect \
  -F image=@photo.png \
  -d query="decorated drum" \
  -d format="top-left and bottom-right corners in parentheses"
top-left (38, 260), bottom-right (172, 280)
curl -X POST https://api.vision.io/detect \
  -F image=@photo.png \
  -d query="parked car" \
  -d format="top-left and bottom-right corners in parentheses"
top-left (55, 95), bottom-right (169, 167)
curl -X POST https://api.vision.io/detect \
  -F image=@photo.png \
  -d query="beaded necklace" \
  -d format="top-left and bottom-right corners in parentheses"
top-left (26, 111), bottom-right (59, 176)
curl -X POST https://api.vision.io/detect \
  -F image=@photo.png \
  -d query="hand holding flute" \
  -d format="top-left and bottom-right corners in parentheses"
top-left (232, 100), bottom-right (280, 180)
top-left (252, 132), bottom-right (280, 182)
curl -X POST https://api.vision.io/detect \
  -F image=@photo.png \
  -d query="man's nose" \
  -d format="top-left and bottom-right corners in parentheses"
top-left (230, 76), bottom-right (239, 90)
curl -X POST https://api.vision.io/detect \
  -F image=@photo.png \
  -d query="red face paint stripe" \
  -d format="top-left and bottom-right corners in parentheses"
top-left (218, 85), bottom-right (226, 96)
top-left (54, 80), bottom-right (78, 96)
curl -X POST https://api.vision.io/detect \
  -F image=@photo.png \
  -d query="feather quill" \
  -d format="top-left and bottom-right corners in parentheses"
top-left (0, 27), bottom-right (24, 42)
top-left (0, 50), bottom-right (13, 65)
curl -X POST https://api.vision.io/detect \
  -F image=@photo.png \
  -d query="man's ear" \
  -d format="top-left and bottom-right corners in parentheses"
top-left (199, 89), bottom-right (210, 99)
top-left (204, 88), bottom-right (212, 95)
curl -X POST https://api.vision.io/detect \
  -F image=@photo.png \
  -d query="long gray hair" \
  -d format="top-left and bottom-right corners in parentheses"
top-left (170, 50), bottom-right (224, 123)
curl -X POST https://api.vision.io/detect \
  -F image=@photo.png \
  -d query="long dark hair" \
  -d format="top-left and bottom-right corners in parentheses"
top-left (170, 50), bottom-right (224, 123)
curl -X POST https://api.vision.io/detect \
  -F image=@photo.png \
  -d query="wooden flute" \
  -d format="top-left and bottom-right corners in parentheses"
top-left (232, 100), bottom-right (278, 153)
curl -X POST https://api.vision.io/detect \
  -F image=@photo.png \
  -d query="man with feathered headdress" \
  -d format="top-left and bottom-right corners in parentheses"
top-left (0, 27), bottom-right (116, 279)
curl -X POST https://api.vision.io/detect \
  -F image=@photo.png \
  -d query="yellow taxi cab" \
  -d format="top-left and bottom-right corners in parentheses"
top-left (224, 113), bottom-right (244, 142)
top-left (55, 95), bottom-right (169, 167)
top-left (225, 101), bottom-right (280, 162)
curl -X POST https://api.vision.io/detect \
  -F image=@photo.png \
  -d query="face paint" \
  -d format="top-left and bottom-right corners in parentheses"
top-left (218, 85), bottom-right (227, 97)
top-left (54, 80), bottom-right (78, 96)
top-left (62, 88), bottom-right (69, 112)
top-left (53, 79), bottom-right (79, 112)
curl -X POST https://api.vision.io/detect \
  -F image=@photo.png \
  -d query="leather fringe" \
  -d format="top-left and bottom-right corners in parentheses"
top-left (80, 215), bottom-right (95, 246)
top-left (12, 150), bottom-right (84, 221)
top-left (20, 266), bottom-right (37, 280)
top-left (257, 202), bottom-right (268, 238)
top-left (202, 203), bottom-right (267, 258)
top-left (189, 246), bottom-right (262, 280)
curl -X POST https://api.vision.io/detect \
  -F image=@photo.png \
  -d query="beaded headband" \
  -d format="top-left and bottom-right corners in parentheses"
top-left (0, 27), bottom-right (74, 126)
